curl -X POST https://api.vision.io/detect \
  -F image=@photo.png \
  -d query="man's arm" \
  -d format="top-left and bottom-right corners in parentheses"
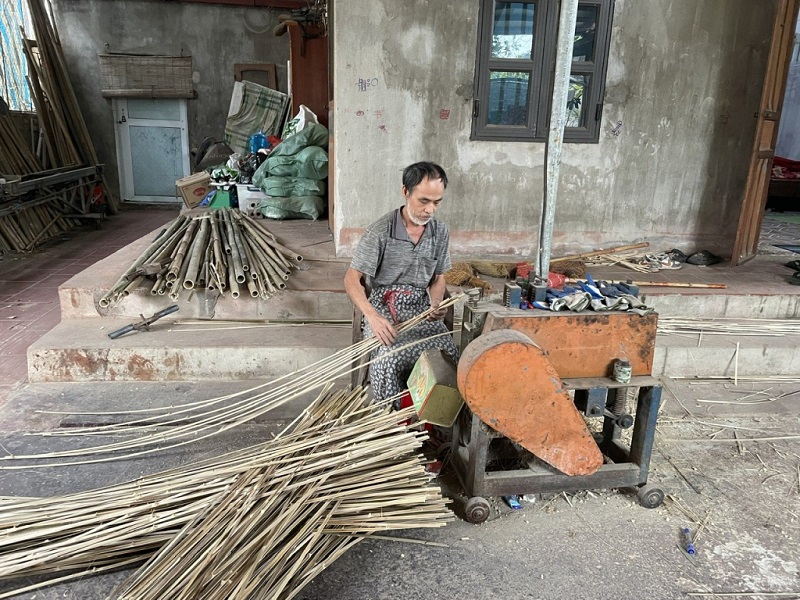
top-left (344, 267), bottom-right (396, 345)
top-left (428, 273), bottom-right (447, 320)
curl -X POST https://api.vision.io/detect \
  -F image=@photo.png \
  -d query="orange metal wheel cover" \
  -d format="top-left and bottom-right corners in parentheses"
top-left (457, 329), bottom-right (603, 476)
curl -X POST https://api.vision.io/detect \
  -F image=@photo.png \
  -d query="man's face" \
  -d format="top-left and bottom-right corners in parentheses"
top-left (403, 177), bottom-right (445, 226)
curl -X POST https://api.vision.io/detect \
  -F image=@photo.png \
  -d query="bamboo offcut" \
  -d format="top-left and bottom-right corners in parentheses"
top-left (99, 209), bottom-right (302, 308)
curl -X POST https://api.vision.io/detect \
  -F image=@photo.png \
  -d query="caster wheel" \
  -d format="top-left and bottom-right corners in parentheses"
top-left (637, 484), bottom-right (665, 509)
top-left (465, 496), bottom-right (491, 524)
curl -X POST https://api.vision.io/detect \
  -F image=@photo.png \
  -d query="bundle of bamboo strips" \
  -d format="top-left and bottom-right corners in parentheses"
top-left (0, 386), bottom-right (451, 599)
top-left (658, 317), bottom-right (800, 337)
top-left (2, 296), bottom-right (461, 467)
top-left (99, 208), bottom-right (302, 308)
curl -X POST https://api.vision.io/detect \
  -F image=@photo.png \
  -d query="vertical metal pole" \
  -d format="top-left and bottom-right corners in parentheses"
top-left (537, 0), bottom-right (579, 281)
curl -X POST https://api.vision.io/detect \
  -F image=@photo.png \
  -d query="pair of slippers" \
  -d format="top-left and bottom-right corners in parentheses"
top-left (785, 260), bottom-right (800, 285)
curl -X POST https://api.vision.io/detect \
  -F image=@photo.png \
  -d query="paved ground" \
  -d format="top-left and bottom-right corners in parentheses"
top-left (0, 377), bottom-right (798, 600)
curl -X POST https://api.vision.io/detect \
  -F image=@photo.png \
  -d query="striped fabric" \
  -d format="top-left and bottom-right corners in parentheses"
top-left (225, 81), bottom-right (290, 155)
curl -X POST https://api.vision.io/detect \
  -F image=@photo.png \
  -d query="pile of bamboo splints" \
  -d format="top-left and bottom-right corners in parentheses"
top-left (100, 208), bottom-right (303, 308)
top-left (0, 299), bottom-right (459, 599)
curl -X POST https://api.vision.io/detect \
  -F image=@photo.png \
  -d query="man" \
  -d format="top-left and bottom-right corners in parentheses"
top-left (344, 161), bottom-right (459, 402)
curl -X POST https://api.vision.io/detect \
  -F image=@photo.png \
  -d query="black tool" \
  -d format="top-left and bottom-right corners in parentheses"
top-left (122, 258), bottom-right (172, 282)
top-left (108, 305), bottom-right (179, 339)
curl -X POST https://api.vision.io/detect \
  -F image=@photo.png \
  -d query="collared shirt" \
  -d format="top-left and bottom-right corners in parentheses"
top-left (350, 207), bottom-right (452, 289)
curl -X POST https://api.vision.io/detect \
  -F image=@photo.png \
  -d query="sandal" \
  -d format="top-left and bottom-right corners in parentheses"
top-left (789, 271), bottom-right (800, 286)
top-left (644, 253), bottom-right (683, 270)
top-left (667, 249), bottom-right (689, 263)
top-left (785, 260), bottom-right (800, 271)
top-left (686, 250), bottom-right (722, 266)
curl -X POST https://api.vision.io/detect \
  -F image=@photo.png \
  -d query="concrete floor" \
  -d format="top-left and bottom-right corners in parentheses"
top-left (0, 207), bottom-right (799, 599)
top-left (0, 378), bottom-right (798, 599)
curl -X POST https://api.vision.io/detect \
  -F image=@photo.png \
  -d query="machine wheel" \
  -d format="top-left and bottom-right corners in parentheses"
top-left (465, 496), bottom-right (491, 524)
top-left (637, 484), bottom-right (665, 509)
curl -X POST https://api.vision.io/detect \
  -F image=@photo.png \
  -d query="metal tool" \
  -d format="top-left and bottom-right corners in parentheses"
top-left (108, 305), bottom-right (179, 339)
top-left (122, 258), bottom-right (172, 282)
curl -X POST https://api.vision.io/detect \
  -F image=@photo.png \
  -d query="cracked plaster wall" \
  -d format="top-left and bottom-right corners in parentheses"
top-left (333, 0), bottom-right (776, 258)
top-left (51, 0), bottom-right (290, 198)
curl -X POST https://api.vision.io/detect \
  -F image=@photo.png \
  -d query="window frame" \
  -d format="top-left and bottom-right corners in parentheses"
top-left (471, 0), bottom-right (615, 144)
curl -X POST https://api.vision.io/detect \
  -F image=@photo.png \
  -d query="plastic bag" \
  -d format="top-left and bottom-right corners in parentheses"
top-left (282, 105), bottom-right (319, 139)
top-left (259, 195), bottom-right (325, 220)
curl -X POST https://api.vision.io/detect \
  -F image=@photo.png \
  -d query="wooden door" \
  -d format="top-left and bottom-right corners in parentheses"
top-left (732, 0), bottom-right (800, 265)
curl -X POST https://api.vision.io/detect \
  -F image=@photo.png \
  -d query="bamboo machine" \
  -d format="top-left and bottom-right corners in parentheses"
top-left (451, 289), bottom-right (665, 524)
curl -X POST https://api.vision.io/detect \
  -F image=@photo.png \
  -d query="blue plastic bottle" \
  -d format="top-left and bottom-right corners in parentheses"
top-left (249, 131), bottom-right (268, 154)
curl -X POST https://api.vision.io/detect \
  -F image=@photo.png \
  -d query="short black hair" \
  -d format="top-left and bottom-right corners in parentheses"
top-left (402, 162), bottom-right (448, 194)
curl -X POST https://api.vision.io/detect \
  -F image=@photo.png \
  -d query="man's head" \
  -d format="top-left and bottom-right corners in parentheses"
top-left (402, 162), bottom-right (448, 227)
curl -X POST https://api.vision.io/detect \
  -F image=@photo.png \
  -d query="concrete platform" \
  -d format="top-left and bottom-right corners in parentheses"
top-left (27, 218), bottom-right (800, 383)
top-left (652, 331), bottom-right (800, 377)
top-left (28, 321), bottom-right (352, 382)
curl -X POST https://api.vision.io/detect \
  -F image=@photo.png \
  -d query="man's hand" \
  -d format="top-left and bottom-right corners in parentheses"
top-left (367, 313), bottom-right (397, 346)
top-left (428, 302), bottom-right (446, 321)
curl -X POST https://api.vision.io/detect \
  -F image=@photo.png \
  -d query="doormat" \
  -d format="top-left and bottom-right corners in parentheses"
top-left (773, 244), bottom-right (800, 254)
top-left (764, 212), bottom-right (800, 224)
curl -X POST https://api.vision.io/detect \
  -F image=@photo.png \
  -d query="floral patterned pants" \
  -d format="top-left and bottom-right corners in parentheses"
top-left (363, 284), bottom-right (459, 403)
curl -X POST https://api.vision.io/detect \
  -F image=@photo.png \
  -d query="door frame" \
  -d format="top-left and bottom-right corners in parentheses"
top-left (112, 98), bottom-right (190, 204)
top-left (732, 0), bottom-right (800, 265)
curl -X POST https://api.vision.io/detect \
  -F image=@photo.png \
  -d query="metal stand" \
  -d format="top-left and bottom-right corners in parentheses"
top-left (451, 376), bottom-right (664, 523)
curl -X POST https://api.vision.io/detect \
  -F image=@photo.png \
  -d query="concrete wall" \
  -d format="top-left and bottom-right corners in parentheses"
top-left (333, 0), bottom-right (775, 258)
top-left (52, 0), bottom-right (290, 197)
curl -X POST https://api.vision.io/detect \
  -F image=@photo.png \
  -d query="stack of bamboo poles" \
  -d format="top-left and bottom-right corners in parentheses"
top-left (20, 0), bottom-right (107, 177)
top-left (0, 202), bottom-right (79, 253)
top-left (99, 209), bottom-right (302, 308)
top-left (1, 0), bottom-right (118, 255)
top-left (0, 115), bottom-right (42, 176)
top-left (0, 387), bottom-right (451, 599)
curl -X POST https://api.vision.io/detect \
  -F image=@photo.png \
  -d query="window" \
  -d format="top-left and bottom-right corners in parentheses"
top-left (472, 0), bottom-right (614, 143)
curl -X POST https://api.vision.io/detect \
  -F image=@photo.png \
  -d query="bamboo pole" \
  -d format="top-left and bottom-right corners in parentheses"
top-left (552, 242), bottom-right (650, 263)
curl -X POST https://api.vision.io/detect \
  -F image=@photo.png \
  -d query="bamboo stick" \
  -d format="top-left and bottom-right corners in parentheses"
top-left (552, 242), bottom-right (649, 263)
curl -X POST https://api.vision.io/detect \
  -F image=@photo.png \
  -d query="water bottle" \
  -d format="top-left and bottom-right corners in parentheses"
top-left (249, 131), bottom-right (268, 154)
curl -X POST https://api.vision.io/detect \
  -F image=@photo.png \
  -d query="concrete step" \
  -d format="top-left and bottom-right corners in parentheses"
top-left (653, 331), bottom-right (800, 378)
top-left (28, 319), bottom-right (353, 383)
top-left (641, 292), bottom-right (800, 319)
top-left (29, 315), bottom-right (800, 383)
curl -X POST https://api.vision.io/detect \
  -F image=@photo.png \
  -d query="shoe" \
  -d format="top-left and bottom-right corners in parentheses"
top-left (686, 250), bottom-right (722, 266)
top-left (785, 260), bottom-right (800, 271)
top-left (644, 253), bottom-right (683, 270)
top-left (789, 272), bottom-right (800, 286)
top-left (667, 249), bottom-right (689, 263)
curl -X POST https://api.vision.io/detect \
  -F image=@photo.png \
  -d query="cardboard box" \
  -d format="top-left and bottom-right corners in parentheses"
top-left (176, 172), bottom-right (212, 208)
top-left (407, 349), bottom-right (464, 427)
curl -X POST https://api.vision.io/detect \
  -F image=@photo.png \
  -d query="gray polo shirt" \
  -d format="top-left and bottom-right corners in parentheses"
top-left (350, 207), bottom-right (452, 289)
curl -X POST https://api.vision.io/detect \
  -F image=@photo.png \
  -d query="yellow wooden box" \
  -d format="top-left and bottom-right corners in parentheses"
top-left (407, 349), bottom-right (464, 427)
